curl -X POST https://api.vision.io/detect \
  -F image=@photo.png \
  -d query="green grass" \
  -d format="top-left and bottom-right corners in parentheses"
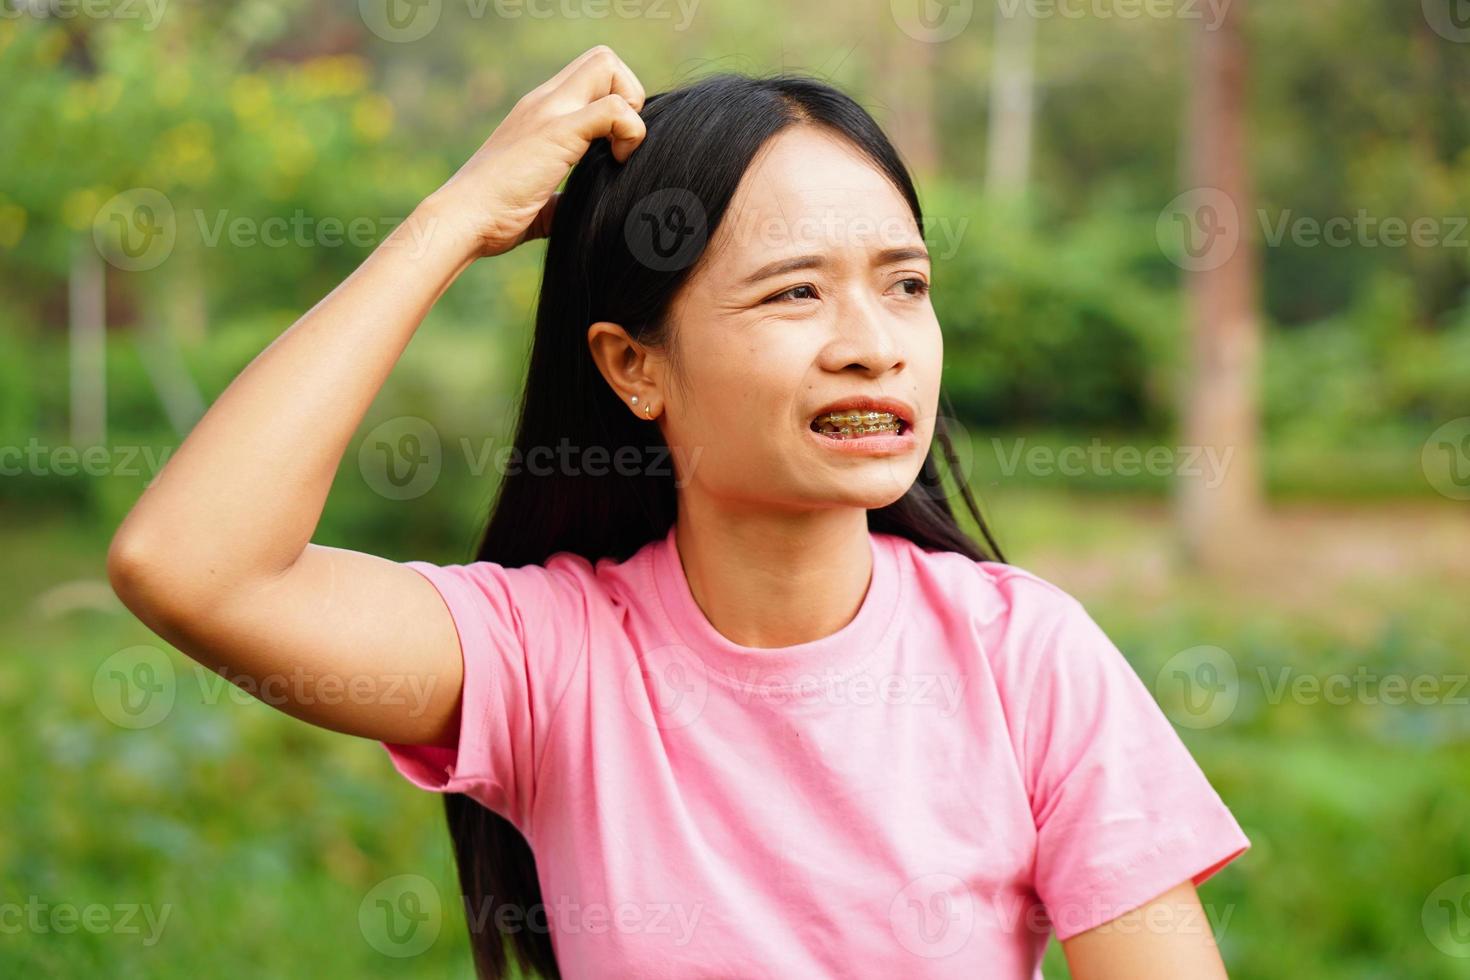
top-left (2, 496), bottom-right (1467, 978)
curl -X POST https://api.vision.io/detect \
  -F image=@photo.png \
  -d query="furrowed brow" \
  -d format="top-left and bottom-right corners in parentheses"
top-left (738, 246), bottom-right (930, 288)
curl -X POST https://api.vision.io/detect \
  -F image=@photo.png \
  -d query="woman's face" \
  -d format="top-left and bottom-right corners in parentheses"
top-left (656, 125), bottom-right (942, 513)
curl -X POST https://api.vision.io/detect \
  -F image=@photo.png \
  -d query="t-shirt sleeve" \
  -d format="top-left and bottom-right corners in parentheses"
top-left (380, 555), bottom-right (589, 831)
top-left (987, 569), bottom-right (1250, 942)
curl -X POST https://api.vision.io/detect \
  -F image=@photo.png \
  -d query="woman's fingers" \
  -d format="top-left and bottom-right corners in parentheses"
top-left (547, 45), bottom-right (646, 114)
top-left (561, 92), bottom-right (648, 162)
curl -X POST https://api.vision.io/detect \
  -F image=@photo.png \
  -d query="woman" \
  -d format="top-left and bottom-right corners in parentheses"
top-left (108, 45), bottom-right (1249, 980)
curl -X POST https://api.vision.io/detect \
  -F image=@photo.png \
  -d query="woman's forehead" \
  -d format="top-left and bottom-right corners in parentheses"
top-left (705, 128), bottom-right (921, 272)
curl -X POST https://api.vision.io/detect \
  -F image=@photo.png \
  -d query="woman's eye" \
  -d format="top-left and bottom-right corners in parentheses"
top-left (767, 284), bottom-right (817, 303)
top-left (895, 277), bottom-right (930, 297)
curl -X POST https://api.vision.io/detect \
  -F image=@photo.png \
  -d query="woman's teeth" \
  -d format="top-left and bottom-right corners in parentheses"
top-left (812, 410), bottom-right (902, 439)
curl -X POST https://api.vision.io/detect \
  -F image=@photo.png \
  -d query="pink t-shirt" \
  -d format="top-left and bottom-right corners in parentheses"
top-left (383, 524), bottom-right (1249, 978)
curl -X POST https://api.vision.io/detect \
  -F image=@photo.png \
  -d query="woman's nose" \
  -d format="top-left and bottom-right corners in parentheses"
top-left (824, 296), bottom-right (905, 376)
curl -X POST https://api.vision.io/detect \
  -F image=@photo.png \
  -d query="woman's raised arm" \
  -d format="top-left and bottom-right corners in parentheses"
top-left (106, 45), bottom-right (646, 746)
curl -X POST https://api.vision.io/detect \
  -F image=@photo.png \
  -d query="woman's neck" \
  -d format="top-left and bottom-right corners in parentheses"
top-left (671, 499), bottom-right (874, 649)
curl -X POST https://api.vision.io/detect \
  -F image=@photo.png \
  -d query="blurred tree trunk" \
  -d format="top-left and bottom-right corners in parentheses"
top-left (68, 235), bottom-right (106, 448)
top-left (136, 260), bottom-right (207, 437)
top-left (879, 38), bottom-right (938, 176)
top-left (1178, 0), bottom-right (1262, 569)
top-left (985, 5), bottom-right (1036, 204)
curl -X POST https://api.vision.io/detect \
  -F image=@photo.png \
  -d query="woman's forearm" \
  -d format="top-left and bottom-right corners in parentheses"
top-left (109, 197), bottom-right (473, 604)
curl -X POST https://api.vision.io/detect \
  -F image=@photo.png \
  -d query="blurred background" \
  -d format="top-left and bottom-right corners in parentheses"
top-left (2, 0), bottom-right (1468, 976)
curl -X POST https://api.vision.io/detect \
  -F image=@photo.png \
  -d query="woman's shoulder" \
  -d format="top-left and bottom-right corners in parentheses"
top-left (882, 533), bottom-right (1132, 697)
top-left (881, 532), bottom-right (1089, 628)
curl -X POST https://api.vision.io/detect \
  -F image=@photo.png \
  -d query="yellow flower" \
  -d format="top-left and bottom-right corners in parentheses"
top-left (352, 94), bottom-right (394, 143)
top-left (231, 74), bottom-right (273, 124)
top-left (63, 188), bottom-right (107, 232)
top-left (0, 202), bottom-right (26, 248)
top-left (296, 54), bottom-right (369, 99)
top-left (36, 26), bottom-right (68, 67)
top-left (151, 121), bottom-right (216, 186)
top-left (155, 64), bottom-right (191, 108)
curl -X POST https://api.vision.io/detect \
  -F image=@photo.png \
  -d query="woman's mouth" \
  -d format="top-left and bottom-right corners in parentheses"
top-left (809, 410), bottom-right (906, 440)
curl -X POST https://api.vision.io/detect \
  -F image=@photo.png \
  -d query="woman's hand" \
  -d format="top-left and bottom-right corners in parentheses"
top-left (421, 44), bottom-right (648, 262)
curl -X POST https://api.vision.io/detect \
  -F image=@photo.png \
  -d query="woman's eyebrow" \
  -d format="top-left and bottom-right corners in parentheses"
top-left (737, 245), bottom-right (931, 288)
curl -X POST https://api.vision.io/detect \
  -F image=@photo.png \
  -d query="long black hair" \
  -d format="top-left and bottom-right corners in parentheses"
top-left (448, 69), bottom-right (1005, 979)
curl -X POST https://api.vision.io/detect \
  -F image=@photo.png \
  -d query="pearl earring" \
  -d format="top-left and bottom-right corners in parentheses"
top-left (630, 395), bottom-right (639, 405)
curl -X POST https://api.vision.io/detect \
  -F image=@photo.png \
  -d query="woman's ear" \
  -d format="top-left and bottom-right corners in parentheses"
top-left (587, 321), bottom-right (663, 419)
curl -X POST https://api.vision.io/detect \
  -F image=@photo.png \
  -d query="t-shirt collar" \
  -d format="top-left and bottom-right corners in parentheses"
top-left (649, 521), bottom-right (903, 693)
